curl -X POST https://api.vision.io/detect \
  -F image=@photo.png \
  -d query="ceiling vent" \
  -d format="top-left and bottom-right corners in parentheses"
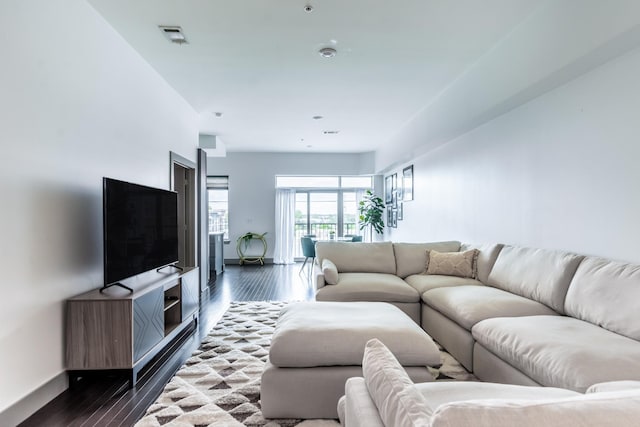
top-left (159, 26), bottom-right (188, 44)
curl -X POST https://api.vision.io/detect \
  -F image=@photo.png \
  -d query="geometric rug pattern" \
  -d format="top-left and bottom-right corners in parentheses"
top-left (135, 301), bottom-right (475, 427)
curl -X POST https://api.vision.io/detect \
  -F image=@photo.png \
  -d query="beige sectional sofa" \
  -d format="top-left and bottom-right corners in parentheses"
top-left (315, 241), bottom-right (478, 323)
top-left (314, 240), bottom-right (640, 393)
top-left (338, 338), bottom-right (640, 427)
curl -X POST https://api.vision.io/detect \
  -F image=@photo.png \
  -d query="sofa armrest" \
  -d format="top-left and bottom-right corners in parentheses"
top-left (315, 270), bottom-right (326, 290)
top-left (343, 377), bottom-right (385, 427)
top-left (587, 381), bottom-right (640, 394)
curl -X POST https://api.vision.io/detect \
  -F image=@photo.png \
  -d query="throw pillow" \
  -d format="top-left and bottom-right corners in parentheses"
top-left (322, 259), bottom-right (339, 285)
top-left (362, 338), bottom-right (432, 427)
top-left (425, 249), bottom-right (478, 279)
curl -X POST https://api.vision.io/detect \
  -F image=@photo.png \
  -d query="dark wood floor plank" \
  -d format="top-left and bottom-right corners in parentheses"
top-left (20, 263), bottom-right (312, 427)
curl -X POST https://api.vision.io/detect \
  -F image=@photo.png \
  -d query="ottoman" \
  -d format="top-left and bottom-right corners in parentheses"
top-left (261, 301), bottom-right (441, 419)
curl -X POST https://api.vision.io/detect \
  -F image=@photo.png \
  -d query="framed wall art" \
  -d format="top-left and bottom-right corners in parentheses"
top-left (385, 175), bottom-right (393, 204)
top-left (403, 165), bottom-right (414, 201)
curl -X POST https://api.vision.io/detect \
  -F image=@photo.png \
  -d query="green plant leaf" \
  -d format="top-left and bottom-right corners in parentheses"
top-left (357, 190), bottom-right (386, 235)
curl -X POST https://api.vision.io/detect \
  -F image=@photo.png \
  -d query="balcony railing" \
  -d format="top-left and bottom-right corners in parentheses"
top-left (294, 222), bottom-right (358, 257)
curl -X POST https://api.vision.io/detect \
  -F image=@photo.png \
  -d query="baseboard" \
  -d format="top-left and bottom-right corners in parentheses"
top-left (224, 258), bottom-right (274, 265)
top-left (0, 372), bottom-right (68, 426)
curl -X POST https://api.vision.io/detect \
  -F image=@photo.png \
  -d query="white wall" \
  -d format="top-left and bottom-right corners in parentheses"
top-left (386, 46), bottom-right (640, 263)
top-left (0, 0), bottom-right (198, 419)
top-left (375, 0), bottom-right (640, 173)
top-left (206, 152), bottom-right (375, 259)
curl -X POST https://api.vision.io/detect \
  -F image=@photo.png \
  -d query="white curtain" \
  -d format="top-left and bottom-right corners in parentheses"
top-left (274, 188), bottom-right (296, 264)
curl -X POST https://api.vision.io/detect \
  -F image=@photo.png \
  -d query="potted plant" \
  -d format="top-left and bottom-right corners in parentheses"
top-left (358, 190), bottom-right (385, 235)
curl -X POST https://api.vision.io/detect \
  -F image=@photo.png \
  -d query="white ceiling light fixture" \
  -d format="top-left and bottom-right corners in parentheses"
top-left (159, 25), bottom-right (188, 44)
top-left (304, 4), bottom-right (314, 13)
top-left (318, 47), bottom-right (337, 58)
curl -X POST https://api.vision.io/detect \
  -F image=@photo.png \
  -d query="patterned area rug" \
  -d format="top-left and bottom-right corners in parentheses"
top-left (135, 301), bottom-right (475, 427)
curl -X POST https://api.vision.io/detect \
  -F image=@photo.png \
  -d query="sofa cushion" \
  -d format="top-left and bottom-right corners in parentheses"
top-left (343, 378), bottom-right (385, 427)
top-left (362, 339), bottom-right (431, 427)
top-left (393, 241), bottom-right (461, 278)
top-left (587, 381), bottom-right (640, 394)
top-left (423, 286), bottom-right (558, 331)
top-left (487, 245), bottom-right (583, 314)
top-left (430, 389), bottom-right (640, 427)
top-left (472, 315), bottom-right (640, 392)
top-left (413, 381), bottom-right (579, 416)
top-left (316, 272), bottom-right (420, 303)
top-left (405, 274), bottom-right (482, 295)
top-left (270, 303), bottom-right (440, 367)
top-left (460, 242), bottom-right (504, 284)
top-left (426, 249), bottom-right (478, 279)
top-left (316, 241), bottom-right (396, 274)
top-left (565, 256), bottom-right (640, 341)
top-left (322, 259), bottom-right (339, 285)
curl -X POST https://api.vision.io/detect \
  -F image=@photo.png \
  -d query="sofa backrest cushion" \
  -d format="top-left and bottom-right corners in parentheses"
top-left (460, 242), bottom-right (504, 284)
top-left (430, 389), bottom-right (640, 427)
top-left (393, 241), bottom-right (460, 278)
top-left (487, 245), bottom-right (583, 314)
top-left (565, 256), bottom-right (640, 340)
top-left (316, 241), bottom-right (396, 274)
top-left (362, 339), bottom-right (432, 427)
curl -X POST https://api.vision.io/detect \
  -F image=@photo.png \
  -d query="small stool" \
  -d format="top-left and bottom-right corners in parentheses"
top-left (261, 301), bottom-right (441, 419)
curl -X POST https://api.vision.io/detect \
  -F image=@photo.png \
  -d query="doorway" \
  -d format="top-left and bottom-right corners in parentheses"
top-left (170, 152), bottom-right (196, 268)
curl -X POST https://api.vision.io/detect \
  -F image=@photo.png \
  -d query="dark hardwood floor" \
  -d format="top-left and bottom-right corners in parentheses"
top-left (20, 263), bottom-right (314, 427)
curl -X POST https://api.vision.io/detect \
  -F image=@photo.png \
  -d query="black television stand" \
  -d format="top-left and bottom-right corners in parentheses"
top-left (100, 282), bottom-right (133, 293)
top-left (157, 264), bottom-right (183, 273)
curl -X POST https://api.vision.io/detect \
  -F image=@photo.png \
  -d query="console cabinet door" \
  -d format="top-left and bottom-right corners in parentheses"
top-left (181, 268), bottom-right (199, 321)
top-left (133, 287), bottom-right (164, 362)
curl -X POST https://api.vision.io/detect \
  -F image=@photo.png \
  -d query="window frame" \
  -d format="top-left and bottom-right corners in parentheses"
top-left (280, 175), bottom-right (373, 257)
top-left (206, 175), bottom-right (229, 242)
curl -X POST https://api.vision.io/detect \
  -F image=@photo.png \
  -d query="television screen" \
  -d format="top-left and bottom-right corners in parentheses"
top-left (103, 178), bottom-right (179, 285)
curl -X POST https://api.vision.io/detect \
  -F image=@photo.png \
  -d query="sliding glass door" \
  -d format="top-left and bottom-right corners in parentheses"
top-left (342, 191), bottom-right (357, 236)
top-left (294, 191), bottom-right (360, 257)
top-left (277, 175), bottom-right (373, 258)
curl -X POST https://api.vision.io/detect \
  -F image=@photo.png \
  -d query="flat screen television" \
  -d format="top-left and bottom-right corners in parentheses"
top-left (103, 178), bottom-right (179, 287)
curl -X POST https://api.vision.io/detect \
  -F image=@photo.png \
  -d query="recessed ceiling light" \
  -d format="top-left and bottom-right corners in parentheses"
top-left (159, 26), bottom-right (188, 44)
top-left (214, 112), bottom-right (223, 118)
top-left (318, 47), bottom-right (337, 58)
top-left (306, 145), bottom-right (313, 148)
top-left (312, 115), bottom-right (323, 120)
top-left (304, 4), bottom-right (314, 13)
top-left (323, 130), bottom-right (340, 135)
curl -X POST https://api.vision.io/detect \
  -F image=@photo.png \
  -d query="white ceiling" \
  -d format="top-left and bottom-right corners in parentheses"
top-left (88, 0), bottom-right (541, 153)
